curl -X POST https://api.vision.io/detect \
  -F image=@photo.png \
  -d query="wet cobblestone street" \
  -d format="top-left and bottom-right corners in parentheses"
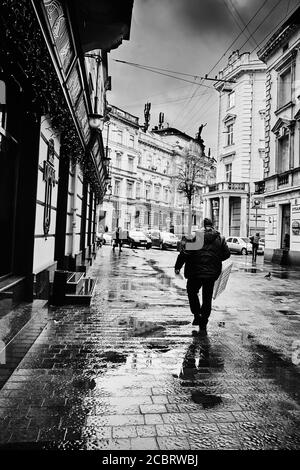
top-left (0, 246), bottom-right (300, 450)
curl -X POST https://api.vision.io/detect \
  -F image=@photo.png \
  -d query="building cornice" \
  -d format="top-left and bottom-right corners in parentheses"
top-left (257, 8), bottom-right (300, 62)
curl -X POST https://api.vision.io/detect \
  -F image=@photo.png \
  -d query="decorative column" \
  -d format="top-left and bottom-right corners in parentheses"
top-left (223, 196), bottom-right (230, 237)
top-left (218, 197), bottom-right (223, 233)
top-left (207, 198), bottom-right (212, 220)
top-left (240, 196), bottom-right (248, 237)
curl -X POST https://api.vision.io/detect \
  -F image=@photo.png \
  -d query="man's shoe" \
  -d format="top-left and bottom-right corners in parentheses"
top-left (192, 315), bottom-right (200, 326)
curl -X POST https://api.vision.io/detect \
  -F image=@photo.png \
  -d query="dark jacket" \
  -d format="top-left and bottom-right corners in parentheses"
top-left (175, 228), bottom-right (231, 280)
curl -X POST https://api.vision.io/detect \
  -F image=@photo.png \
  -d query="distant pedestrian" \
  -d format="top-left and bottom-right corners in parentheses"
top-left (175, 218), bottom-right (230, 334)
top-left (113, 227), bottom-right (122, 253)
top-left (250, 232), bottom-right (260, 262)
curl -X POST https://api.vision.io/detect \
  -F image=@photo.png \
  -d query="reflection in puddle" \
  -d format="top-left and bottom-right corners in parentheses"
top-left (118, 316), bottom-right (165, 337)
top-left (246, 340), bottom-right (300, 403)
top-left (241, 268), bottom-right (264, 274)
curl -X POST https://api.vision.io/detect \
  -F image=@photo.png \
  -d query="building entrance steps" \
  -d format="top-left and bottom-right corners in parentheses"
top-left (66, 272), bottom-right (85, 295)
top-left (51, 270), bottom-right (96, 306)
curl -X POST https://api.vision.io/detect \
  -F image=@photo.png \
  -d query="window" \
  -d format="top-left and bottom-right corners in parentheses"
top-left (225, 163), bottom-right (232, 183)
top-left (117, 131), bottom-right (123, 144)
top-left (127, 181), bottom-right (133, 198)
top-left (228, 92), bottom-right (235, 108)
top-left (226, 123), bottom-right (234, 146)
top-left (128, 156), bottom-right (134, 171)
top-left (154, 185), bottom-right (160, 200)
top-left (147, 154), bottom-right (152, 168)
top-left (145, 184), bottom-right (151, 200)
top-left (136, 183), bottom-right (141, 198)
top-left (278, 133), bottom-right (290, 173)
top-left (129, 134), bottom-right (134, 147)
top-left (164, 188), bottom-right (168, 203)
top-left (114, 180), bottom-right (120, 196)
top-left (115, 152), bottom-right (121, 168)
top-left (278, 67), bottom-right (292, 108)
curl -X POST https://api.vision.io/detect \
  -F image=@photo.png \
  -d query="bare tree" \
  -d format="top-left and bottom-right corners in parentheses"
top-left (177, 141), bottom-right (204, 235)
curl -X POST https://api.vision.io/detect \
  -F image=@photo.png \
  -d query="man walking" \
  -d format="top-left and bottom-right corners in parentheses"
top-left (250, 232), bottom-right (260, 263)
top-left (113, 227), bottom-right (122, 253)
top-left (175, 218), bottom-right (230, 334)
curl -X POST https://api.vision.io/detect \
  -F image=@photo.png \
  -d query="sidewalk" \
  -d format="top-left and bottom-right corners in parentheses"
top-left (0, 246), bottom-right (299, 450)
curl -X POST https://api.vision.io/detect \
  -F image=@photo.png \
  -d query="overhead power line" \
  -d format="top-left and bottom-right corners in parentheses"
top-left (173, 0), bottom-right (270, 130)
top-left (113, 59), bottom-right (235, 83)
top-left (251, 1), bottom-right (300, 54)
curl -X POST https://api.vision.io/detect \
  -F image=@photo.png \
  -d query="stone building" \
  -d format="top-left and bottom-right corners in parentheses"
top-left (256, 6), bottom-right (300, 266)
top-left (100, 105), bottom-right (215, 235)
top-left (0, 0), bottom-right (133, 307)
top-left (203, 50), bottom-right (266, 238)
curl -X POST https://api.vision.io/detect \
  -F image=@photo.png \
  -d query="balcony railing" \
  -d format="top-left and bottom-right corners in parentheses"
top-left (208, 182), bottom-right (249, 192)
top-left (278, 173), bottom-right (289, 186)
top-left (261, 167), bottom-right (300, 192)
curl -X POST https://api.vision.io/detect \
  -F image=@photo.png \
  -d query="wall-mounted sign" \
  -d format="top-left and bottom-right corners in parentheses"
top-left (43, 140), bottom-right (56, 238)
top-left (292, 220), bottom-right (300, 235)
top-left (267, 215), bottom-right (274, 234)
top-left (292, 205), bottom-right (300, 213)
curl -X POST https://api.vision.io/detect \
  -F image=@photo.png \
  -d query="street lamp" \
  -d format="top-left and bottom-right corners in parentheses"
top-left (88, 113), bottom-right (103, 129)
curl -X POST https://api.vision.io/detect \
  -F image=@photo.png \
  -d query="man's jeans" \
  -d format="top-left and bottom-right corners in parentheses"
top-left (252, 244), bottom-right (258, 262)
top-left (186, 278), bottom-right (215, 325)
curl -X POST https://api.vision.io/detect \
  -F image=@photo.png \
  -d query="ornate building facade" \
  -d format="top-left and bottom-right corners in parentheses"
top-left (100, 105), bottom-right (216, 236)
top-left (0, 0), bottom-right (133, 307)
top-left (203, 50), bottom-right (266, 238)
top-left (256, 7), bottom-right (300, 266)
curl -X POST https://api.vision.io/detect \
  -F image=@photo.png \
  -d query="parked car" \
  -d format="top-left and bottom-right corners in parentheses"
top-left (226, 236), bottom-right (253, 255)
top-left (149, 230), bottom-right (179, 250)
top-left (103, 232), bottom-right (113, 245)
top-left (122, 230), bottom-right (152, 249)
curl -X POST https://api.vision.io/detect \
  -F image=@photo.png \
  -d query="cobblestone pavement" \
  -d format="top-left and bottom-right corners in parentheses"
top-left (0, 246), bottom-right (300, 450)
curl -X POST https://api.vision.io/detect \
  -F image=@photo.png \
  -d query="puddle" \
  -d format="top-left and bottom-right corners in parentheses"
top-left (245, 339), bottom-right (300, 403)
top-left (118, 316), bottom-right (165, 337)
top-left (241, 268), bottom-right (264, 273)
top-left (191, 390), bottom-right (223, 408)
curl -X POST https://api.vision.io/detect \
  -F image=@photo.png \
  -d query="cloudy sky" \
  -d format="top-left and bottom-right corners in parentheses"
top-left (108, 0), bottom-right (299, 156)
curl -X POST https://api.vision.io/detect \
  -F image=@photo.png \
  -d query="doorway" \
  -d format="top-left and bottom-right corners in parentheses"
top-left (281, 204), bottom-right (290, 249)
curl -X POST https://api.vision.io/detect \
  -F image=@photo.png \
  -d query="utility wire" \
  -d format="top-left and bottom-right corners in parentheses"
top-left (113, 61), bottom-right (214, 89)
top-left (227, 0), bottom-right (259, 48)
top-left (174, 0), bottom-right (270, 130)
top-left (251, 1), bottom-right (300, 54)
top-left (222, 0), bottom-right (257, 49)
top-left (239, 0), bottom-right (287, 52)
top-left (113, 59), bottom-right (234, 83)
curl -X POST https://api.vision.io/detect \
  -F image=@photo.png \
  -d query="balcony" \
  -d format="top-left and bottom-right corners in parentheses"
top-left (207, 182), bottom-right (249, 193)
top-left (263, 167), bottom-right (300, 194)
